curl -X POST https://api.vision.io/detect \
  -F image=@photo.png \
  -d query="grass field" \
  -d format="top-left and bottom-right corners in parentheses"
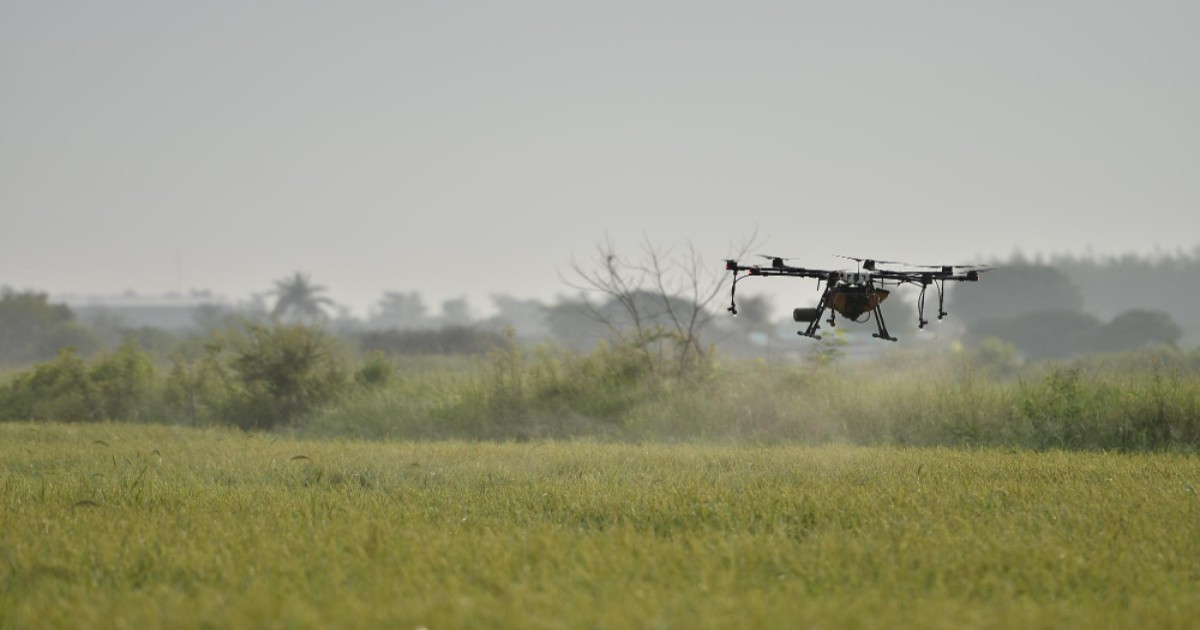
top-left (2, 422), bottom-right (1198, 629)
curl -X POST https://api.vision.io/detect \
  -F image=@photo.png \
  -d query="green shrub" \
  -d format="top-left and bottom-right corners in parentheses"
top-left (0, 341), bottom-right (156, 422)
top-left (355, 351), bottom-right (396, 389)
top-left (89, 339), bottom-right (157, 421)
top-left (224, 324), bottom-right (348, 430)
top-left (163, 337), bottom-right (235, 427)
top-left (0, 348), bottom-right (96, 421)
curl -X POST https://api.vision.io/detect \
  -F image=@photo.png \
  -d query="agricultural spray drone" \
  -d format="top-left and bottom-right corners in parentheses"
top-left (723, 255), bottom-right (991, 341)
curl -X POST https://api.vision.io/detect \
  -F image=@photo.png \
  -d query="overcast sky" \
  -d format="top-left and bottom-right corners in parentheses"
top-left (3, 1), bottom-right (1197, 316)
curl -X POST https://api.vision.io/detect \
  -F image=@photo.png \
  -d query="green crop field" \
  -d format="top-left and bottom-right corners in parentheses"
top-left (2, 422), bottom-right (1198, 629)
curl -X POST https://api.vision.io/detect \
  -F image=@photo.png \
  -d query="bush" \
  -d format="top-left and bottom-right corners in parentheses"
top-left (89, 340), bottom-right (158, 421)
top-left (224, 324), bottom-right (348, 430)
top-left (162, 337), bottom-right (235, 427)
top-left (0, 341), bottom-right (156, 422)
top-left (0, 348), bottom-right (95, 421)
top-left (355, 351), bottom-right (396, 389)
top-left (0, 324), bottom-right (354, 429)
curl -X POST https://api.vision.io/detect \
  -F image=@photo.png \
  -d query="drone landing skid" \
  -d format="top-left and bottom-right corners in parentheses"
top-left (798, 307), bottom-right (897, 342)
top-left (871, 305), bottom-right (898, 342)
top-left (794, 289), bottom-right (898, 342)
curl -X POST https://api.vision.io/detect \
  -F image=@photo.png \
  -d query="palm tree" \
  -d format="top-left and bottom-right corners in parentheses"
top-left (270, 273), bottom-right (334, 323)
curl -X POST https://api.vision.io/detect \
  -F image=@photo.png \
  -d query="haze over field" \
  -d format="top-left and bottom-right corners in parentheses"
top-left (3, 1), bottom-right (1198, 315)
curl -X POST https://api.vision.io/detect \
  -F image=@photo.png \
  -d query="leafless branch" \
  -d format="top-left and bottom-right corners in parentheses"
top-left (562, 231), bottom-right (760, 376)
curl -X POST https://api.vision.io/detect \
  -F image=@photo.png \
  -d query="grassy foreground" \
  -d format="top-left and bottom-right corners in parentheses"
top-left (2, 423), bottom-right (1198, 629)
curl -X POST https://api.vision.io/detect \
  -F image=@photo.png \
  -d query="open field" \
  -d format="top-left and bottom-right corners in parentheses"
top-left (2, 423), bottom-right (1198, 629)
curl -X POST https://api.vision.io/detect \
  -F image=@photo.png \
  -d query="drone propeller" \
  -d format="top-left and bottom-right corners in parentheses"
top-left (908, 263), bottom-right (998, 273)
top-left (833, 254), bottom-right (915, 271)
top-left (758, 254), bottom-right (803, 269)
top-left (834, 254), bottom-right (909, 265)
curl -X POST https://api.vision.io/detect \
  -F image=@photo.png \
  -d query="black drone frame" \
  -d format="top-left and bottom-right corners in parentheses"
top-left (724, 257), bottom-right (983, 341)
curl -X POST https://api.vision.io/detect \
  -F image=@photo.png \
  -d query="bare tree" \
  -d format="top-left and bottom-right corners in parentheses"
top-left (565, 234), bottom-right (756, 376)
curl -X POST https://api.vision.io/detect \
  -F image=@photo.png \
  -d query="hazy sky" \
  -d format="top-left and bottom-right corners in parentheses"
top-left (3, 1), bottom-right (1198, 316)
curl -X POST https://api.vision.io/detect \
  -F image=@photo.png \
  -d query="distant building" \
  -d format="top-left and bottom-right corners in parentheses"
top-left (59, 291), bottom-right (232, 331)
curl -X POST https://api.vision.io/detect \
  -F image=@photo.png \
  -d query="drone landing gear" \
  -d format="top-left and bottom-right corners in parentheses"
top-left (871, 304), bottom-right (897, 342)
top-left (796, 287), bottom-right (897, 342)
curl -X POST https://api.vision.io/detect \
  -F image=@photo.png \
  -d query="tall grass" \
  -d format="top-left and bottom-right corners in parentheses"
top-left (305, 344), bottom-right (1200, 451)
top-left (2, 326), bottom-right (1198, 451)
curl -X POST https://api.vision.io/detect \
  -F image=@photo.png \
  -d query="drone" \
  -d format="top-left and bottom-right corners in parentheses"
top-left (723, 255), bottom-right (990, 341)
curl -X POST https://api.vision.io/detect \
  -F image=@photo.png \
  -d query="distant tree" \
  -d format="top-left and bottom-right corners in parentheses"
top-left (969, 310), bottom-right (1103, 360)
top-left (707, 293), bottom-right (776, 357)
top-left (544, 299), bottom-right (607, 351)
top-left (327, 304), bottom-right (365, 335)
top-left (969, 307), bottom-right (1185, 360)
top-left (116, 326), bottom-right (179, 359)
top-left (1094, 309), bottom-right (1183, 352)
top-left (76, 309), bottom-right (128, 349)
top-left (948, 264), bottom-right (1085, 324)
top-left (238, 293), bottom-right (273, 322)
top-left (951, 252), bottom-right (1200, 355)
top-left (439, 297), bottom-right (473, 327)
top-left (488, 295), bottom-right (549, 339)
top-left (369, 291), bottom-right (429, 329)
top-left (191, 304), bottom-right (241, 333)
top-left (358, 326), bottom-right (506, 356)
top-left (0, 289), bottom-right (100, 365)
top-left (731, 294), bottom-right (774, 330)
top-left (1049, 249), bottom-right (1200, 345)
top-left (269, 273), bottom-right (334, 324)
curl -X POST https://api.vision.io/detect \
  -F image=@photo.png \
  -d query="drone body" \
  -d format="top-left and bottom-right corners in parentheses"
top-left (724, 256), bottom-right (988, 341)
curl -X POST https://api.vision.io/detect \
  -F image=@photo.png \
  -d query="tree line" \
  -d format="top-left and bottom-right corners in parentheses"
top-left (947, 249), bottom-right (1196, 359)
top-left (2, 244), bottom-right (1198, 368)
